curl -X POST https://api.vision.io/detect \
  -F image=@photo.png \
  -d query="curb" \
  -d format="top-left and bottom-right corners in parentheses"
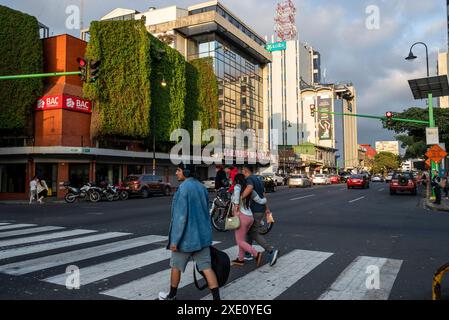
top-left (425, 200), bottom-right (449, 212)
top-left (0, 201), bottom-right (66, 205)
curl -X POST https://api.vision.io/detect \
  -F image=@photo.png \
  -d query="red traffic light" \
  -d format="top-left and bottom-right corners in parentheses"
top-left (386, 111), bottom-right (394, 119)
top-left (77, 57), bottom-right (87, 67)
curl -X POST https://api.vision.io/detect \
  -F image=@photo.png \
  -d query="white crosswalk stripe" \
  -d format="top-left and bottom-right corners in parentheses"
top-left (101, 245), bottom-right (263, 300)
top-left (0, 223), bottom-right (12, 226)
top-left (0, 222), bottom-right (404, 300)
top-left (319, 256), bottom-right (403, 300)
top-left (0, 232), bottom-right (130, 260)
top-left (0, 224), bottom-right (37, 231)
top-left (202, 249), bottom-right (333, 300)
top-left (0, 226), bottom-right (65, 239)
top-left (0, 229), bottom-right (97, 248)
top-left (0, 235), bottom-right (167, 275)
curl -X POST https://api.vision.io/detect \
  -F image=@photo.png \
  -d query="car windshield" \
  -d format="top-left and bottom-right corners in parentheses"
top-left (315, 175), bottom-right (324, 178)
top-left (393, 173), bottom-right (413, 179)
top-left (350, 175), bottom-right (364, 179)
top-left (291, 175), bottom-right (303, 179)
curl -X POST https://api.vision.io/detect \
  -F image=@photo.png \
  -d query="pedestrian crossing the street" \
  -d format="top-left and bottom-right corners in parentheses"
top-left (0, 221), bottom-right (404, 300)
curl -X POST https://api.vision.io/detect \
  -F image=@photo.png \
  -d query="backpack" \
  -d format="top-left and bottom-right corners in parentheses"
top-left (193, 246), bottom-right (230, 290)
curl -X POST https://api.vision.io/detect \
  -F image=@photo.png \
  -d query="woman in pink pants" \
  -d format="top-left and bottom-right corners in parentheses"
top-left (230, 174), bottom-right (266, 267)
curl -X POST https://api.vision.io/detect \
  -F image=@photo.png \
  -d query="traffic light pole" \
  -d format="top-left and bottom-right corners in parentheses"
top-left (317, 110), bottom-right (429, 125)
top-left (0, 71), bottom-right (81, 80)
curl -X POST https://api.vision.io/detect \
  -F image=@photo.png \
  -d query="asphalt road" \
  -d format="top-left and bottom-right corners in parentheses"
top-left (1, 182), bottom-right (449, 300)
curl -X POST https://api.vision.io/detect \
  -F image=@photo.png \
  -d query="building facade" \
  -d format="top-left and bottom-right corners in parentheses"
top-left (375, 141), bottom-right (400, 156)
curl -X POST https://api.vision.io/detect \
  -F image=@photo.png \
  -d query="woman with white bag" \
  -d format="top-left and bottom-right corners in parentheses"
top-left (229, 174), bottom-right (266, 267)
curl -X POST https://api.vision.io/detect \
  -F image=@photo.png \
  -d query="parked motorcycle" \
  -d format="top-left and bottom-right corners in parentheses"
top-left (63, 182), bottom-right (101, 203)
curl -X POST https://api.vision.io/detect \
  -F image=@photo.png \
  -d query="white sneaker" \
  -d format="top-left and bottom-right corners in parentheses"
top-left (158, 292), bottom-right (176, 300)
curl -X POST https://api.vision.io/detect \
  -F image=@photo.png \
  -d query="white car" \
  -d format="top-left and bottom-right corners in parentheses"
top-left (262, 173), bottom-right (284, 186)
top-left (312, 174), bottom-right (330, 185)
top-left (371, 175), bottom-right (384, 182)
top-left (202, 178), bottom-right (215, 190)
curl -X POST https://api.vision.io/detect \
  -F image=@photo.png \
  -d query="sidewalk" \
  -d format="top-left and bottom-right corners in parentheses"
top-left (0, 198), bottom-right (65, 205)
top-left (426, 197), bottom-right (449, 212)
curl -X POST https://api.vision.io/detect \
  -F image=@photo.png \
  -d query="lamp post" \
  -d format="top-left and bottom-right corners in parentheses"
top-left (282, 120), bottom-right (293, 175)
top-left (405, 41), bottom-right (436, 198)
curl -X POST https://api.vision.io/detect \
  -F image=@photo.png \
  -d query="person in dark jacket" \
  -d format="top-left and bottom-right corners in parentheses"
top-left (159, 163), bottom-right (220, 301)
top-left (431, 170), bottom-right (442, 205)
top-left (214, 164), bottom-right (228, 191)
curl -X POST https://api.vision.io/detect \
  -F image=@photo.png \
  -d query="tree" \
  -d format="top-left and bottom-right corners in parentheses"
top-left (382, 107), bottom-right (449, 158)
top-left (372, 152), bottom-right (401, 175)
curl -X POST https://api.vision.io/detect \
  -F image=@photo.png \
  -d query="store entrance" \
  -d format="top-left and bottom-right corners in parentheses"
top-left (69, 164), bottom-right (90, 188)
top-left (35, 163), bottom-right (58, 197)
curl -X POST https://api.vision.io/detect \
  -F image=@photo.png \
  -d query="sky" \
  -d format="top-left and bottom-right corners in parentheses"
top-left (2, 0), bottom-right (448, 148)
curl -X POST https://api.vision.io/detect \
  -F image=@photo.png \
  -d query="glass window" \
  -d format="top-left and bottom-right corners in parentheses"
top-left (0, 164), bottom-right (26, 193)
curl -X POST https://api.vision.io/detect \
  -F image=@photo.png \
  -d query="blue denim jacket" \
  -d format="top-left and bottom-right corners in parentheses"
top-left (168, 178), bottom-right (212, 253)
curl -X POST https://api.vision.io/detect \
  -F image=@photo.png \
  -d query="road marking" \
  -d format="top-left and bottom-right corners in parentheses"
top-left (0, 229), bottom-right (97, 248)
top-left (0, 235), bottom-right (167, 275)
top-left (202, 249), bottom-right (333, 300)
top-left (0, 224), bottom-right (37, 231)
top-left (44, 240), bottom-right (220, 286)
top-left (0, 232), bottom-right (130, 260)
top-left (0, 226), bottom-right (65, 239)
top-left (378, 188), bottom-right (385, 192)
top-left (319, 256), bottom-right (403, 300)
top-left (101, 245), bottom-right (263, 300)
top-left (290, 195), bottom-right (316, 201)
top-left (349, 197), bottom-right (365, 203)
top-left (0, 223), bottom-right (12, 226)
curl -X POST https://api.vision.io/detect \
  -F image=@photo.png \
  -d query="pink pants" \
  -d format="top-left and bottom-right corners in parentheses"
top-left (234, 214), bottom-right (258, 260)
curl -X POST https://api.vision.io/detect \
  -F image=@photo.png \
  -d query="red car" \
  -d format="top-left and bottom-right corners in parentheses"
top-left (390, 172), bottom-right (417, 196)
top-left (329, 175), bottom-right (340, 184)
top-left (347, 175), bottom-right (370, 189)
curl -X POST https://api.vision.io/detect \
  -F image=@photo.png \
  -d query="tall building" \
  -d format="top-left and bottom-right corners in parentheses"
top-left (89, 1), bottom-right (272, 153)
top-left (438, 51), bottom-right (449, 108)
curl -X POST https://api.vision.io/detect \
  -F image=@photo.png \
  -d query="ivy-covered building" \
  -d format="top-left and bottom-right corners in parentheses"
top-left (90, 1), bottom-right (272, 158)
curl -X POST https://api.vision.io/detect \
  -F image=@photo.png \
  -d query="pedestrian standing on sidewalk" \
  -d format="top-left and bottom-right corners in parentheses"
top-left (29, 176), bottom-right (38, 204)
top-left (443, 172), bottom-right (449, 199)
top-left (230, 174), bottom-right (265, 267)
top-left (159, 163), bottom-right (220, 301)
top-left (36, 178), bottom-right (49, 204)
top-left (431, 170), bottom-right (442, 205)
top-left (241, 165), bottom-right (279, 267)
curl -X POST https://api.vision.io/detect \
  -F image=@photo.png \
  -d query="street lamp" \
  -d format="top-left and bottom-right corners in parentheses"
top-left (405, 42), bottom-right (429, 77)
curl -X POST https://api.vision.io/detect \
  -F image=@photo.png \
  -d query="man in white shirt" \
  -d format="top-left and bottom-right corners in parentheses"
top-left (29, 176), bottom-right (38, 204)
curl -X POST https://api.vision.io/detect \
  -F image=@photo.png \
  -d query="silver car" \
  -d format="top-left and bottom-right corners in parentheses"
top-left (289, 175), bottom-right (312, 188)
top-left (202, 178), bottom-right (215, 191)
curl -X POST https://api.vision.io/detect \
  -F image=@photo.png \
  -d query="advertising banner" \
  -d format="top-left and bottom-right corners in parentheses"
top-left (317, 96), bottom-right (333, 141)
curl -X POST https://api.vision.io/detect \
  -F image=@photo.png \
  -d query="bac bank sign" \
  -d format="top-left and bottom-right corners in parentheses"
top-left (36, 95), bottom-right (92, 114)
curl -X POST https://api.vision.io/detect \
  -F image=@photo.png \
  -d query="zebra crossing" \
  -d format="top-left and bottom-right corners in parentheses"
top-left (0, 221), bottom-right (403, 300)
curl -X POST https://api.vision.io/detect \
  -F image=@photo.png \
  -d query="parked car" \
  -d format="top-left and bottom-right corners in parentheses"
top-left (390, 172), bottom-right (417, 196)
top-left (256, 175), bottom-right (276, 193)
top-left (329, 175), bottom-right (341, 184)
top-left (371, 174), bottom-right (384, 183)
top-left (202, 177), bottom-right (216, 191)
top-left (339, 172), bottom-right (352, 183)
top-left (125, 174), bottom-right (172, 198)
top-left (347, 174), bottom-right (370, 189)
top-left (262, 173), bottom-right (285, 186)
top-left (288, 175), bottom-right (312, 188)
top-left (312, 174), bottom-right (330, 185)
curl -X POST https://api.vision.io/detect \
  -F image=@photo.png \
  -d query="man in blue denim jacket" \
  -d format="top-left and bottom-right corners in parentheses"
top-left (159, 163), bottom-right (220, 300)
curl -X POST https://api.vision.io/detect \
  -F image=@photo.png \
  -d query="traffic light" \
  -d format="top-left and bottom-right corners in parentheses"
top-left (385, 111), bottom-right (394, 119)
top-left (310, 104), bottom-right (316, 117)
top-left (89, 60), bottom-right (101, 83)
top-left (77, 57), bottom-right (87, 82)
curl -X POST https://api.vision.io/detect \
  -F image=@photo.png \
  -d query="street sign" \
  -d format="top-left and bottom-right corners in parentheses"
top-left (425, 159), bottom-right (431, 168)
top-left (425, 144), bottom-right (448, 163)
top-left (265, 41), bottom-right (287, 52)
top-left (426, 127), bottom-right (439, 145)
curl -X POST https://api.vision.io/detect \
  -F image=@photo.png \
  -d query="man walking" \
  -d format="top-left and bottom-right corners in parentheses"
top-left (431, 170), bottom-right (442, 205)
top-left (159, 163), bottom-right (220, 301)
top-left (241, 165), bottom-right (279, 267)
